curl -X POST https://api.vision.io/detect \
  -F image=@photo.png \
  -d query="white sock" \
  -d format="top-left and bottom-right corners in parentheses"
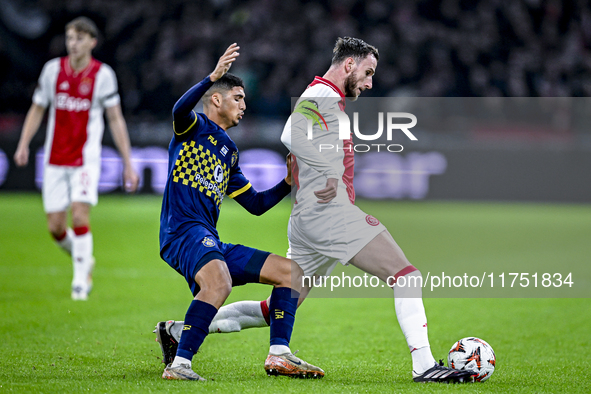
top-left (72, 231), bottom-right (93, 287)
top-left (167, 301), bottom-right (268, 341)
top-left (393, 269), bottom-right (436, 374)
top-left (208, 301), bottom-right (267, 333)
top-left (171, 356), bottom-right (191, 368)
top-left (411, 347), bottom-right (436, 374)
top-left (56, 228), bottom-right (74, 255)
top-left (269, 345), bottom-right (291, 355)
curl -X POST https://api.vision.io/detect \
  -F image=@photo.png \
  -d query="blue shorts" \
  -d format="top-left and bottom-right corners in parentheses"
top-left (161, 231), bottom-right (270, 296)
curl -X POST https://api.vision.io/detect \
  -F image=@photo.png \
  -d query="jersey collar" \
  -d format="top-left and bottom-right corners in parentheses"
top-left (309, 76), bottom-right (345, 98)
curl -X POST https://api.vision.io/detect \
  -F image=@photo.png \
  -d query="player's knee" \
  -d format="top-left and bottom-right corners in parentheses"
top-left (260, 256), bottom-right (303, 289)
top-left (276, 259), bottom-right (302, 288)
top-left (196, 259), bottom-right (232, 297)
top-left (71, 204), bottom-right (90, 228)
top-left (47, 221), bottom-right (66, 238)
top-left (71, 214), bottom-right (89, 229)
top-left (216, 280), bottom-right (232, 299)
top-left (209, 275), bottom-right (232, 299)
top-left (197, 276), bottom-right (232, 305)
top-left (290, 259), bottom-right (304, 281)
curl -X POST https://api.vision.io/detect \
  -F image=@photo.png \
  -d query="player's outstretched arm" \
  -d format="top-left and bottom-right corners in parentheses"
top-left (230, 154), bottom-right (291, 216)
top-left (172, 43), bottom-right (240, 133)
top-left (106, 104), bottom-right (139, 192)
top-left (232, 178), bottom-right (291, 216)
top-left (14, 103), bottom-right (46, 167)
top-left (209, 43), bottom-right (239, 82)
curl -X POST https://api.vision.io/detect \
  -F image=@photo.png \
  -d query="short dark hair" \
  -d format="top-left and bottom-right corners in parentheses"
top-left (203, 73), bottom-right (245, 104)
top-left (331, 37), bottom-right (379, 65)
top-left (66, 17), bottom-right (99, 38)
top-left (211, 73), bottom-right (244, 92)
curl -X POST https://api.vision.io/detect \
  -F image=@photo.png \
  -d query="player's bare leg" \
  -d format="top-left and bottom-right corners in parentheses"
top-left (349, 230), bottom-right (474, 382)
top-left (47, 211), bottom-right (73, 254)
top-left (349, 230), bottom-right (412, 282)
top-left (194, 260), bottom-right (233, 308)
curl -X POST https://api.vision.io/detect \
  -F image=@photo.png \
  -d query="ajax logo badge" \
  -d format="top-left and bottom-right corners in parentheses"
top-left (365, 215), bottom-right (380, 226)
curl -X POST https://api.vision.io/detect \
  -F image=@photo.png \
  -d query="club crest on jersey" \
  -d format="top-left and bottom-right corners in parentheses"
top-left (78, 78), bottom-right (93, 96)
top-left (202, 237), bottom-right (216, 247)
top-left (366, 215), bottom-right (380, 226)
top-left (231, 151), bottom-right (238, 167)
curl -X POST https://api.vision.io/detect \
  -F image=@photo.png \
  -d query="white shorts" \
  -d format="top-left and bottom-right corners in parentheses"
top-left (287, 203), bottom-right (386, 278)
top-left (42, 164), bottom-right (100, 213)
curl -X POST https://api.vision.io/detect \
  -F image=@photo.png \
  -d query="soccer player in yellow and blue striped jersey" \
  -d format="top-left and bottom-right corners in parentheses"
top-left (158, 44), bottom-right (323, 381)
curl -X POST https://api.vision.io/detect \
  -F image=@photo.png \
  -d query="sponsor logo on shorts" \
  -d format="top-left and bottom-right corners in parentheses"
top-left (366, 215), bottom-right (380, 226)
top-left (202, 237), bottom-right (216, 247)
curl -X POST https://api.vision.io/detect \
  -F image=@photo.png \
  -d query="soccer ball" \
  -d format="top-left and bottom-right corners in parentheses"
top-left (447, 337), bottom-right (496, 382)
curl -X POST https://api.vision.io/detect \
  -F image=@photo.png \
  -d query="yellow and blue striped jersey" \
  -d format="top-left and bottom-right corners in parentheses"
top-left (160, 110), bottom-right (251, 249)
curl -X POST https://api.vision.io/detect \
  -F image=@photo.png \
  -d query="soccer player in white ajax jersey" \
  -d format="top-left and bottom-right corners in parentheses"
top-left (156, 37), bottom-right (476, 383)
top-left (14, 17), bottom-right (139, 301)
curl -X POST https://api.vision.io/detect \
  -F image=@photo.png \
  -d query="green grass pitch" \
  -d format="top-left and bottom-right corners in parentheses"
top-left (0, 193), bottom-right (590, 393)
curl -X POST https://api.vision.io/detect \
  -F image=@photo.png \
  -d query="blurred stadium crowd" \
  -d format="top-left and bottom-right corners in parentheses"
top-left (1, 0), bottom-right (591, 122)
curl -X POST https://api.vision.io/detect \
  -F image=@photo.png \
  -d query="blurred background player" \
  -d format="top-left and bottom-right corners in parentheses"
top-left (13, 17), bottom-right (139, 301)
top-left (157, 43), bottom-right (323, 381)
top-left (158, 37), bottom-right (476, 383)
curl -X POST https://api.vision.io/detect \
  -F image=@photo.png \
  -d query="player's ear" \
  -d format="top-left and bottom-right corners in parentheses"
top-left (345, 57), bottom-right (356, 73)
top-left (212, 92), bottom-right (222, 108)
top-left (90, 37), bottom-right (97, 50)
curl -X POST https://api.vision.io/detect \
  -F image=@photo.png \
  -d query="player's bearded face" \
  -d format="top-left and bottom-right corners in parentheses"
top-left (344, 55), bottom-right (377, 101)
top-left (344, 72), bottom-right (361, 101)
